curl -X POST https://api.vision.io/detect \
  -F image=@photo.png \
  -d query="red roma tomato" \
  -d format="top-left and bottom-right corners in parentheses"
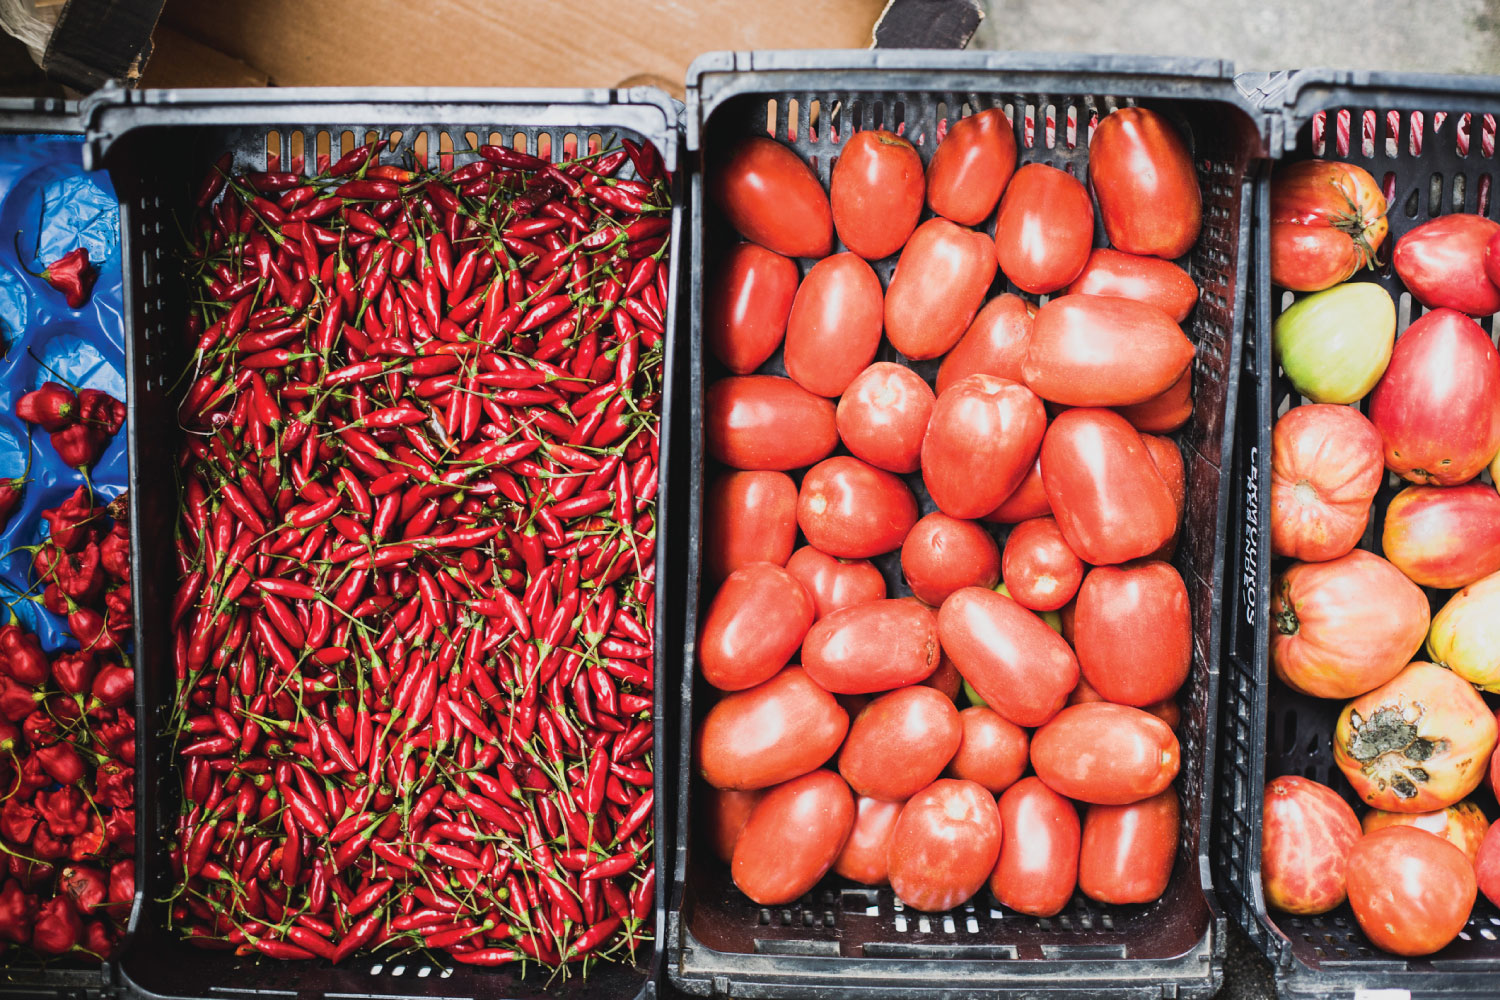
top-left (1383, 484), bottom-right (1500, 589)
top-left (1066, 676), bottom-right (1179, 729)
top-left (839, 687), bottom-right (962, 801)
top-left (1065, 248), bottom-right (1199, 322)
top-left (698, 667), bottom-right (849, 790)
top-left (885, 218), bottom-right (997, 359)
top-left (1478, 821), bottom-right (1500, 908)
top-left (993, 163), bottom-right (1093, 294)
top-left (1346, 826), bottom-right (1477, 956)
top-left (1488, 228), bottom-right (1500, 291)
top-left (1079, 788), bottom-right (1179, 904)
top-left (706, 242), bottom-right (799, 374)
top-left (991, 777), bottom-right (1080, 917)
top-left (784, 253), bottom-right (884, 397)
top-left (946, 706), bottom-right (1028, 794)
top-left (785, 545), bottom-right (886, 621)
top-left (706, 375), bottom-right (837, 471)
top-left (922, 653), bottom-right (963, 701)
top-left (888, 779), bottom-right (1003, 912)
top-left (1000, 516), bottom-right (1083, 612)
top-left (732, 770), bottom-right (854, 905)
top-left (1261, 775), bottom-right (1362, 915)
top-left (922, 375), bottom-right (1046, 519)
top-left (802, 599), bottom-right (940, 694)
top-left (1040, 408), bottom-right (1177, 565)
top-left (1270, 404), bottom-right (1384, 563)
top-left (1368, 308), bottom-right (1500, 485)
top-left (711, 136), bottom-right (833, 259)
top-left (900, 512), bottom-right (1001, 607)
top-left (831, 129), bottom-right (924, 260)
top-left (835, 796), bottom-right (904, 885)
top-left (835, 362), bottom-right (935, 474)
top-left (1393, 214), bottom-right (1500, 315)
top-left (1075, 561), bottom-right (1190, 707)
top-left (983, 458), bottom-right (1050, 524)
top-left (700, 785), bottom-right (766, 863)
top-left (935, 293), bottom-right (1035, 396)
top-left (1335, 661), bottom-right (1498, 813)
top-left (937, 587), bottom-right (1079, 727)
top-left (1141, 434), bottom-right (1187, 562)
top-left (1032, 703), bottom-right (1180, 805)
top-left (1271, 549), bottom-right (1430, 700)
top-left (1117, 367), bottom-right (1192, 435)
top-left (698, 563), bottom-right (815, 691)
top-left (1363, 801), bottom-right (1490, 863)
top-left (1024, 295), bottom-right (1195, 407)
top-left (925, 108), bottom-right (1017, 225)
top-left (798, 456), bottom-right (918, 558)
top-left (1269, 160), bottom-right (1388, 291)
top-left (705, 471), bottom-right (797, 582)
top-left (1088, 108), bottom-right (1201, 259)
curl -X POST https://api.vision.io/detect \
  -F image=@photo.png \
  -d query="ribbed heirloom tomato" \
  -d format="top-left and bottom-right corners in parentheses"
top-left (1382, 484), bottom-right (1500, 589)
top-left (711, 136), bottom-right (833, 259)
top-left (993, 163), bottom-right (1094, 294)
top-left (1269, 404), bottom-right (1384, 563)
top-left (830, 129), bottom-right (925, 260)
top-left (1261, 775), bottom-right (1361, 915)
top-left (1393, 213), bottom-right (1500, 316)
top-left (705, 242), bottom-right (799, 374)
top-left (1088, 107), bottom-right (1202, 259)
top-left (1363, 801), bottom-right (1491, 863)
top-left (1269, 160), bottom-right (1388, 291)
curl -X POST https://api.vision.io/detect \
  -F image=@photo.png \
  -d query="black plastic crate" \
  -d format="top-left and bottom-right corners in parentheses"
top-left (79, 84), bottom-right (682, 1000)
top-left (668, 50), bottom-right (1267, 999)
top-left (1215, 69), bottom-right (1500, 999)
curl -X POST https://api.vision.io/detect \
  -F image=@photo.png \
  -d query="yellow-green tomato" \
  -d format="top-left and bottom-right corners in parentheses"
top-left (1429, 570), bottom-right (1500, 691)
top-left (1273, 283), bottom-right (1395, 404)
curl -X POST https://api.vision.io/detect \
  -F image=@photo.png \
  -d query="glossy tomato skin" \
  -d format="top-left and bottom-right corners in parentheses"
top-left (1117, 367), bottom-right (1193, 435)
top-left (712, 137), bottom-right (833, 259)
top-left (900, 512), bottom-right (1001, 607)
top-left (1488, 229), bottom-right (1500, 292)
top-left (1393, 213), bottom-right (1500, 315)
top-left (698, 667), bottom-right (849, 790)
top-left (1141, 434), bottom-right (1187, 562)
top-left (706, 242), bottom-right (799, 374)
top-left (1261, 775), bottom-right (1362, 915)
top-left (1075, 560), bottom-right (1190, 706)
top-left (926, 108), bottom-right (1018, 225)
top-left (1383, 484), bottom-right (1500, 589)
top-left (1089, 108), bottom-right (1201, 259)
top-left (993, 163), bottom-right (1094, 294)
top-left (983, 458), bottom-right (1050, 523)
top-left (922, 375), bottom-right (1047, 519)
top-left (784, 545), bottom-right (886, 621)
top-left (1024, 294), bottom-right (1195, 407)
top-left (798, 456), bottom-right (918, 558)
top-left (784, 253), bottom-right (885, 397)
top-left (732, 770), bottom-right (855, 905)
top-left (990, 777), bottom-right (1081, 917)
top-left (946, 706), bottom-right (1028, 794)
top-left (885, 218), bottom-right (997, 360)
top-left (1269, 160), bottom-right (1388, 291)
top-left (936, 294), bottom-right (1035, 396)
top-left (922, 653), bottom-right (964, 701)
top-left (699, 563), bottom-right (815, 691)
top-left (1065, 248), bottom-right (1199, 322)
top-left (1363, 801), bottom-right (1490, 863)
top-left (1346, 826), bottom-right (1477, 957)
top-left (834, 796), bottom-right (904, 885)
top-left (705, 471), bottom-right (798, 582)
top-left (1031, 703), bottom-right (1180, 805)
top-left (835, 362), bottom-right (935, 474)
top-left (1079, 788), bottom-right (1180, 904)
top-left (831, 129), bottom-right (925, 260)
top-left (839, 687), bottom-right (962, 801)
top-left (888, 779), bottom-right (1004, 912)
top-left (1067, 675), bottom-right (1181, 729)
top-left (1270, 404), bottom-right (1384, 563)
top-left (1430, 573), bottom-right (1500, 692)
top-left (1477, 821), bottom-right (1500, 909)
top-left (937, 587), bottom-right (1079, 727)
top-left (700, 785), bottom-right (766, 863)
top-left (1001, 516), bottom-right (1083, 612)
top-left (802, 599), bottom-right (940, 695)
top-left (706, 375), bottom-right (837, 471)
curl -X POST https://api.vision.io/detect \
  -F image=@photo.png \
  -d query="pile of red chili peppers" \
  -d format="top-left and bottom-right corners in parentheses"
top-left (171, 133), bottom-right (667, 973)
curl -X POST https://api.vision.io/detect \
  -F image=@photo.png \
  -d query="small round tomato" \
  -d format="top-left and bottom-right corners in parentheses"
top-left (888, 779), bottom-right (1003, 912)
top-left (705, 471), bottom-right (798, 582)
top-left (1261, 775), bottom-right (1362, 915)
top-left (1031, 703), bottom-right (1180, 805)
top-left (840, 686), bottom-right (962, 801)
top-left (706, 375), bottom-right (837, 471)
top-left (1075, 560), bottom-right (1190, 706)
top-left (784, 253), bottom-right (884, 397)
top-left (835, 796), bottom-right (904, 886)
top-left (945, 706), bottom-right (1028, 794)
top-left (983, 458), bottom-right (1050, 523)
top-left (1079, 787), bottom-right (1179, 904)
top-left (698, 563), bottom-right (814, 691)
top-left (991, 777), bottom-right (1080, 917)
top-left (831, 129), bottom-right (924, 260)
top-left (706, 242), bottom-right (799, 374)
top-left (1001, 516), bottom-right (1083, 612)
top-left (802, 599), bottom-right (940, 694)
top-left (925, 108), bottom-right (1017, 226)
top-left (993, 163), bottom-right (1093, 294)
top-left (712, 136), bottom-right (832, 259)
top-left (1270, 404), bottom-right (1384, 563)
top-left (937, 587), bottom-right (1078, 727)
top-left (1393, 213), bottom-right (1500, 316)
top-left (1088, 107), bottom-right (1201, 259)
top-left (1024, 294), bottom-right (1195, 408)
top-left (935, 293), bottom-right (1035, 396)
top-left (885, 218), bottom-right (997, 360)
top-left (1065, 248), bottom-right (1199, 322)
top-left (900, 512), bottom-right (1001, 607)
top-left (1363, 801), bottom-right (1490, 863)
top-left (1269, 160), bottom-right (1388, 291)
top-left (922, 375), bottom-right (1046, 519)
top-left (1117, 367), bottom-right (1193, 435)
top-left (784, 545), bottom-right (886, 621)
top-left (698, 667), bottom-right (849, 790)
top-left (732, 770), bottom-right (854, 905)
top-left (835, 362), bottom-right (935, 474)
top-left (1346, 826), bottom-right (1477, 957)
top-left (699, 785), bottom-right (766, 863)
top-left (798, 456), bottom-right (918, 558)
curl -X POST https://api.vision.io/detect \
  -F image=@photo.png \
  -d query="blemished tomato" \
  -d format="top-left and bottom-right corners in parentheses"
top-left (784, 253), bottom-right (885, 397)
top-left (1075, 560), bottom-right (1190, 707)
top-left (704, 471), bottom-right (798, 582)
top-left (798, 456), bottom-right (918, 558)
top-left (888, 779), bottom-right (1003, 912)
top-left (983, 458), bottom-right (1050, 523)
top-left (700, 785), bottom-right (766, 863)
top-left (1141, 434), bottom-right (1186, 562)
top-left (784, 545), bottom-right (887, 621)
top-left (937, 586), bottom-right (1079, 727)
top-left (925, 108), bottom-right (1018, 226)
top-left (1393, 213), bottom-right (1500, 315)
top-left (1383, 484), bottom-right (1500, 589)
top-left (1270, 549), bottom-right (1429, 700)
top-left (945, 706), bottom-right (1028, 794)
top-left (1270, 404), bottom-right (1384, 563)
top-left (922, 653), bottom-right (964, 701)
top-left (1261, 775), bottom-right (1362, 915)
top-left (900, 512), bottom-right (1001, 607)
top-left (698, 667), bottom-right (849, 790)
top-left (698, 563), bottom-right (815, 691)
top-left (936, 294), bottom-right (1035, 399)
top-left (1430, 571), bottom-right (1500, 692)
top-left (993, 163), bottom-right (1094, 294)
top-left (839, 687), bottom-right (962, 801)
top-left (802, 599), bottom-right (940, 694)
top-left (1024, 295), bottom-right (1195, 407)
top-left (1346, 826), bottom-right (1477, 957)
top-left (732, 770), bottom-right (854, 905)
top-left (835, 362), bottom-right (935, 474)
top-left (1000, 516), bottom-right (1083, 612)
top-left (1078, 788), bottom-right (1180, 904)
top-left (1117, 367), bottom-right (1193, 435)
top-left (885, 218), bottom-right (998, 360)
top-left (1363, 801), bottom-right (1491, 863)
top-left (706, 375), bottom-right (837, 471)
top-left (1269, 159), bottom-right (1388, 291)
top-left (1031, 703), bottom-right (1180, 805)
top-left (922, 375), bottom-right (1046, 519)
top-left (1040, 408), bottom-right (1177, 565)
top-left (1335, 661), bottom-right (1497, 813)
top-left (991, 777), bottom-right (1081, 917)
top-left (1477, 821), bottom-right (1500, 909)
top-left (712, 136), bottom-right (833, 259)
top-left (831, 129), bottom-right (925, 260)
top-left (706, 242), bottom-right (799, 374)
top-left (835, 796), bottom-right (903, 886)
top-left (1065, 248), bottom-right (1199, 322)
top-left (1088, 107), bottom-right (1201, 259)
